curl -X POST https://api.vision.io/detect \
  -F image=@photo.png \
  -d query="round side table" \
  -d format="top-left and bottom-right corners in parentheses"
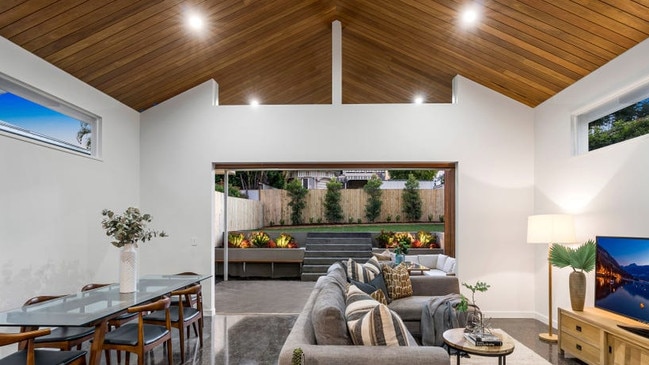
top-left (442, 328), bottom-right (515, 365)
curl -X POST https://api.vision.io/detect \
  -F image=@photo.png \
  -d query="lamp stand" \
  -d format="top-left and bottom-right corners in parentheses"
top-left (539, 253), bottom-right (558, 343)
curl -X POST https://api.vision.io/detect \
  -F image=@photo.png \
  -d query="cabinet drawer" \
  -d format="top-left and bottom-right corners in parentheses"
top-left (561, 332), bottom-right (600, 365)
top-left (561, 314), bottom-right (600, 345)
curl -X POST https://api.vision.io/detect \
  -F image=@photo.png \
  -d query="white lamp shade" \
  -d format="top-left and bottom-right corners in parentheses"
top-left (527, 214), bottom-right (576, 244)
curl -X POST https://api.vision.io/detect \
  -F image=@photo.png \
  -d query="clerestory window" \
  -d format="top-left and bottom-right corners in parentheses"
top-left (574, 82), bottom-right (649, 154)
top-left (0, 73), bottom-right (100, 157)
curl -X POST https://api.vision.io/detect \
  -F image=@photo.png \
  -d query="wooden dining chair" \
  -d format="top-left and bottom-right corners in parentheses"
top-left (170, 272), bottom-right (203, 338)
top-left (81, 284), bottom-right (137, 364)
top-left (143, 284), bottom-right (203, 363)
top-left (1, 328), bottom-right (87, 365)
top-left (101, 296), bottom-right (173, 365)
top-left (20, 296), bottom-right (95, 351)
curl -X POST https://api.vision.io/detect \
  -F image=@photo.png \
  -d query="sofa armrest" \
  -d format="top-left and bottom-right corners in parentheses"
top-left (279, 344), bottom-right (449, 365)
top-left (410, 275), bottom-right (459, 296)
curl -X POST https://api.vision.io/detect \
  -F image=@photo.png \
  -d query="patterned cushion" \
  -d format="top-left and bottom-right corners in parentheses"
top-left (345, 257), bottom-right (381, 283)
top-left (369, 289), bottom-right (388, 305)
top-left (348, 303), bottom-right (413, 346)
top-left (382, 264), bottom-right (413, 300)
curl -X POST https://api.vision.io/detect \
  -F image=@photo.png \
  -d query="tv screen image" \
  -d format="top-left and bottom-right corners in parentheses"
top-left (595, 236), bottom-right (649, 324)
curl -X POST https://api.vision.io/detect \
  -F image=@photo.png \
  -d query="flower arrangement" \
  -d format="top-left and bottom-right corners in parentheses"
top-left (393, 232), bottom-right (413, 255)
top-left (101, 207), bottom-right (167, 248)
top-left (275, 233), bottom-right (298, 248)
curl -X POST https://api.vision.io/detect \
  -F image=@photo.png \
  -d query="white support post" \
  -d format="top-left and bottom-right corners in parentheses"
top-left (332, 20), bottom-right (342, 105)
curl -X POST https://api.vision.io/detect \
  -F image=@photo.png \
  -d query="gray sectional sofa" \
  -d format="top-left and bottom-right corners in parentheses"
top-left (278, 261), bottom-right (460, 364)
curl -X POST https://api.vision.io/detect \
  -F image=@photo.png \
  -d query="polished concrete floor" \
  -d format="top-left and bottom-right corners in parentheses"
top-left (102, 279), bottom-right (586, 365)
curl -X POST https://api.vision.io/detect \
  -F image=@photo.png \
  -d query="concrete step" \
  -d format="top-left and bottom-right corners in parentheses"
top-left (306, 232), bottom-right (372, 239)
top-left (301, 272), bottom-right (325, 281)
top-left (306, 242), bottom-right (373, 251)
top-left (303, 257), bottom-right (364, 265)
top-left (301, 264), bottom-right (333, 273)
top-left (303, 250), bottom-right (371, 258)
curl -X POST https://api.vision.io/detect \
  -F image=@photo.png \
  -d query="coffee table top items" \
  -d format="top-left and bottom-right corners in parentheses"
top-left (443, 328), bottom-right (515, 356)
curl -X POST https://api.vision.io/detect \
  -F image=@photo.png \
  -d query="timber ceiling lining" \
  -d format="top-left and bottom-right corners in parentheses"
top-left (1, 1), bottom-right (648, 111)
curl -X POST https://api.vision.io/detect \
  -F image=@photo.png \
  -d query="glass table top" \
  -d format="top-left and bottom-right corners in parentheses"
top-left (0, 274), bottom-right (210, 327)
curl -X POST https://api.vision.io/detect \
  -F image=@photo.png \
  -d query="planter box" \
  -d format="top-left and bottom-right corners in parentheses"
top-left (215, 248), bottom-right (305, 278)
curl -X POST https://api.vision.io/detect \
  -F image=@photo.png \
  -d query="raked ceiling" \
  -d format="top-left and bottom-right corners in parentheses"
top-left (2, 0), bottom-right (649, 111)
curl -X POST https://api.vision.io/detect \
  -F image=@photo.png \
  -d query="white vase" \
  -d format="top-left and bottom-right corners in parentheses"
top-left (120, 243), bottom-right (137, 293)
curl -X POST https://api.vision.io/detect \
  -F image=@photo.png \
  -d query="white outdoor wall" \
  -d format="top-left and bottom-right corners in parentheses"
top-left (534, 38), bottom-right (649, 327)
top-left (140, 75), bottom-right (536, 317)
top-left (0, 37), bottom-right (140, 318)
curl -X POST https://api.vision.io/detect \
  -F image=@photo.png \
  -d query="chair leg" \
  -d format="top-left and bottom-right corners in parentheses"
top-left (198, 320), bottom-right (204, 348)
top-left (166, 339), bottom-right (173, 365)
top-left (178, 325), bottom-right (186, 364)
top-left (125, 352), bottom-right (130, 365)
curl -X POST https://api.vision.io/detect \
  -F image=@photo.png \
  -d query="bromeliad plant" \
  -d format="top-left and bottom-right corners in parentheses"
top-left (228, 232), bottom-right (247, 248)
top-left (275, 233), bottom-right (298, 248)
top-left (101, 207), bottom-right (167, 248)
top-left (249, 231), bottom-right (271, 248)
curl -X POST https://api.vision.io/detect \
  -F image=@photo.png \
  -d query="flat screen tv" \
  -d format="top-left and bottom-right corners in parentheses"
top-left (595, 236), bottom-right (649, 331)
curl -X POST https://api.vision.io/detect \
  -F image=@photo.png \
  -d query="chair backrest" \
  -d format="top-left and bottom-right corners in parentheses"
top-left (80, 283), bottom-right (110, 292)
top-left (20, 296), bottom-right (65, 336)
top-left (171, 284), bottom-right (202, 313)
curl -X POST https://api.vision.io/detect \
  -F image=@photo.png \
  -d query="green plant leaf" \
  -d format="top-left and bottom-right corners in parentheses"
top-left (549, 243), bottom-right (573, 269)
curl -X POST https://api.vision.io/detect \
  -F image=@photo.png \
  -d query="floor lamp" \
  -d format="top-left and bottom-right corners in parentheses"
top-left (527, 214), bottom-right (576, 343)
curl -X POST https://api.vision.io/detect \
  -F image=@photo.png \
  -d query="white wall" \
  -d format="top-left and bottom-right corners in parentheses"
top-left (534, 38), bottom-right (649, 326)
top-left (140, 75), bottom-right (536, 316)
top-left (0, 37), bottom-right (141, 315)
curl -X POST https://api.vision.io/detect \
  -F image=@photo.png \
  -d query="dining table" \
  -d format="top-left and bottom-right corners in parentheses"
top-left (0, 274), bottom-right (211, 365)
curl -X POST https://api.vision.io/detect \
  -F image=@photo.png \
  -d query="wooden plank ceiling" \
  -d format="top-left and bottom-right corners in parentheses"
top-left (1, 1), bottom-right (648, 111)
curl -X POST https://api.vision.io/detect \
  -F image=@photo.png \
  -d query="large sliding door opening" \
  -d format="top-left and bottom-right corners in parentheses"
top-left (214, 162), bottom-right (456, 279)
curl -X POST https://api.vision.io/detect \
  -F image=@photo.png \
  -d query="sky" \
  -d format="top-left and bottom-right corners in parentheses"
top-left (597, 236), bottom-right (649, 267)
top-left (0, 91), bottom-right (87, 148)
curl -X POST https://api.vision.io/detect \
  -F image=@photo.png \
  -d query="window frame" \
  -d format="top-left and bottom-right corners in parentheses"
top-left (0, 72), bottom-right (101, 158)
top-left (573, 78), bottom-right (649, 155)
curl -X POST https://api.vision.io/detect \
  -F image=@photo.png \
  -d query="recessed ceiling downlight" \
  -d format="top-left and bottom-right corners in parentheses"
top-left (187, 14), bottom-right (204, 31)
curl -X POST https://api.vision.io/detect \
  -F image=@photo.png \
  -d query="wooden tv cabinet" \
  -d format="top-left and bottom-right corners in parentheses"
top-left (559, 307), bottom-right (649, 364)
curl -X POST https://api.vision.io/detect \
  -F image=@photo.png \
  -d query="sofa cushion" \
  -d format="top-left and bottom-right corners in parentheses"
top-left (312, 280), bottom-right (353, 345)
top-left (436, 254), bottom-right (449, 270)
top-left (417, 254), bottom-right (439, 269)
top-left (345, 257), bottom-right (381, 283)
top-left (369, 288), bottom-right (388, 305)
top-left (442, 257), bottom-right (456, 274)
top-left (382, 264), bottom-right (413, 300)
top-left (350, 273), bottom-right (390, 304)
top-left (387, 296), bottom-right (431, 321)
top-left (372, 250), bottom-right (393, 261)
top-left (348, 303), bottom-right (414, 346)
top-left (404, 255), bottom-right (419, 264)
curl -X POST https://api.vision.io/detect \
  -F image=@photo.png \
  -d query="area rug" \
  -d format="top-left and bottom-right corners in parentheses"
top-left (449, 330), bottom-right (551, 365)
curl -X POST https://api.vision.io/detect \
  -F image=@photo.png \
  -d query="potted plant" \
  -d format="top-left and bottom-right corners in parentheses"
top-left (393, 232), bottom-right (412, 264)
top-left (101, 207), bottom-right (167, 293)
top-left (549, 239), bottom-right (596, 311)
top-left (457, 281), bottom-right (491, 334)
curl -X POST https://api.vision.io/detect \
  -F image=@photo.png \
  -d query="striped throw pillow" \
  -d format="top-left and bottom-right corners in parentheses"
top-left (348, 303), bottom-right (413, 346)
top-left (345, 285), bottom-right (380, 323)
top-left (346, 257), bottom-right (382, 283)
